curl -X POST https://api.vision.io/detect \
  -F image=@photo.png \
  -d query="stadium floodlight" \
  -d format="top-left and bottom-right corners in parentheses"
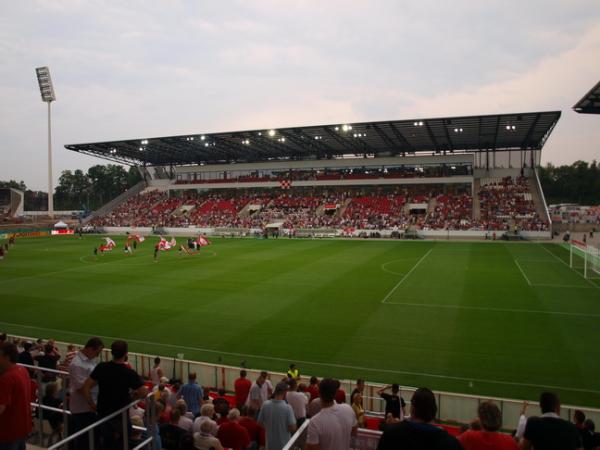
top-left (35, 66), bottom-right (56, 218)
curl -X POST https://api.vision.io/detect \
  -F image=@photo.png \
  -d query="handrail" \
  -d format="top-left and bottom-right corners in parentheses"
top-left (533, 168), bottom-right (552, 228)
top-left (31, 402), bottom-right (73, 415)
top-left (47, 393), bottom-right (153, 450)
top-left (18, 362), bottom-right (71, 446)
top-left (282, 418), bottom-right (311, 450)
top-left (19, 362), bottom-right (69, 375)
top-left (131, 436), bottom-right (153, 450)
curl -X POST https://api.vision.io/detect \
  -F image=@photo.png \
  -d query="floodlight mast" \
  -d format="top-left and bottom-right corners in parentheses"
top-left (35, 66), bottom-right (56, 218)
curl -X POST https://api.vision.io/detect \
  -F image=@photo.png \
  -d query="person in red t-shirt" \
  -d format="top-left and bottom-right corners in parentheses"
top-left (234, 370), bottom-right (252, 409)
top-left (334, 380), bottom-right (347, 404)
top-left (306, 376), bottom-right (319, 401)
top-left (217, 408), bottom-right (251, 450)
top-left (239, 406), bottom-right (265, 448)
top-left (458, 401), bottom-right (518, 450)
top-left (0, 342), bottom-right (33, 450)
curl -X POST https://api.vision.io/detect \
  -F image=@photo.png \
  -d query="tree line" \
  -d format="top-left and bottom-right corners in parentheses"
top-left (0, 164), bottom-right (142, 212)
top-left (538, 160), bottom-right (600, 205)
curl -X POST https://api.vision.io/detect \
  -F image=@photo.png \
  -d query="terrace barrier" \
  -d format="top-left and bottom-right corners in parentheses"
top-left (9, 333), bottom-right (600, 432)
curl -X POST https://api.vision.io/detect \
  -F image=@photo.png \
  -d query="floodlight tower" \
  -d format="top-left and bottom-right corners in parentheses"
top-left (35, 66), bottom-right (56, 217)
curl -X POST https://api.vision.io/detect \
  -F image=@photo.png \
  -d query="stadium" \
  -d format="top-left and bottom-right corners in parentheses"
top-left (2, 6), bottom-right (600, 450)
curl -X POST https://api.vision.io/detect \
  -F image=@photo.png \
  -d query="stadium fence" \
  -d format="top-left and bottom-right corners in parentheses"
top-left (10, 334), bottom-right (600, 432)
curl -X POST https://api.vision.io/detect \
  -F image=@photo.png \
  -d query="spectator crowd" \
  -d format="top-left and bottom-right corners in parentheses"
top-left (90, 173), bottom-right (549, 234)
top-left (1, 332), bottom-right (598, 450)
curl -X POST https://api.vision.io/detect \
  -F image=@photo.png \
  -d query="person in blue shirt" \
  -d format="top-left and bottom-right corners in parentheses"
top-left (177, 372), bottom-right (204, 417)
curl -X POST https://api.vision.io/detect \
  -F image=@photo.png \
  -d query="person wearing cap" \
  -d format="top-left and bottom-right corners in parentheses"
top-left (257, 382), bottom-right (296, 450)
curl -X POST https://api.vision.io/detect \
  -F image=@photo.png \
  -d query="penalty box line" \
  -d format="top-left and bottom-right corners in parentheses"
top-left (514, 259), bottom-right (532, 286)
top-left (381, 248), bottom-right (433, 304)
top-left (515, 257), bottom-right (594, 289)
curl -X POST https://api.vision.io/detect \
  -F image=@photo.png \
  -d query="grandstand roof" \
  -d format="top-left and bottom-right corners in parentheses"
top-left (65, 111), bottom-right (561, 166)
top-left (573, 80), bottom-right (600, 114)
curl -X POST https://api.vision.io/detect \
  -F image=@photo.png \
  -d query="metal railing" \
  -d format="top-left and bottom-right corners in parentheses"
top-left (352, 429), bottom-right (382, 450)
top-left (47, 393), bottom-right (156, 450)
top-left (19, 363), bottom-right (71, 447)
top-left (282, 418), bottom-right (310, 450)
top-left (11, 333), bottom-right (600, 432)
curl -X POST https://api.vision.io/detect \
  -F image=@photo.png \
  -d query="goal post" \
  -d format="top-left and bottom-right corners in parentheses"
top-left (570, 240), bottom-right (600, 279)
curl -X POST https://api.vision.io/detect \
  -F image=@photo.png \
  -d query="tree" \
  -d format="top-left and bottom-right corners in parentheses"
top-left (0, 180), bottom-right (27, 191)
top-left (539, 160), bottom-right (600, 205)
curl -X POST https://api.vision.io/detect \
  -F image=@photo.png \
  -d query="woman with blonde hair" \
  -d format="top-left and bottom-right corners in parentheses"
top-left (352, 393), bottom-right (365, 428)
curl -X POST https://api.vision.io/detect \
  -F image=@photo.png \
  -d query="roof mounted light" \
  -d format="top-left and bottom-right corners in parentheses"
top-left (268, 129), bottom-right (276, 137)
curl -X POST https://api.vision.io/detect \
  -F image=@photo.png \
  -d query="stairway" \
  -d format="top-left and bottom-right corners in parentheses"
top-left (83, 180), bottom-right (147, 224)
top-left (527, 174), bottom-right (550, 220)
top-left (472, 179), bottom-right (481, 220)
top-left (336, 198), bottom-right (352, 218)
top-left (427, 197), bottom-right (437, 214)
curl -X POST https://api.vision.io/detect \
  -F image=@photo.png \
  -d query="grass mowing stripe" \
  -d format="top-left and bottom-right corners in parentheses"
top-left (381, 247), bottom-right (433, 303)
top-left (3, 319), bottom-right (600, 396)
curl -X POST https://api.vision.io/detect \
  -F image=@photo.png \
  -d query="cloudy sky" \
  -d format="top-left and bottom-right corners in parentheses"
top-left (1, 0), bottom-right (599, 190)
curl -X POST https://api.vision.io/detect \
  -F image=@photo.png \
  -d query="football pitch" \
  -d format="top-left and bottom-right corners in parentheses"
top-left (1, 236), bottom-right (600, 408)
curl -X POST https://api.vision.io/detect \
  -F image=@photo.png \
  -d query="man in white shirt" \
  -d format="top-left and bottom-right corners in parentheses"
top-left (246, 376), bottom-right (265, 410)
top-left (259, 371), bottom-right (273, 404)
top-left (68, 337), bottom-right (104, 450)
top-left (307, 378), bottom-right (358, 450)
top-left (286, 378), bottom-right (308, 427)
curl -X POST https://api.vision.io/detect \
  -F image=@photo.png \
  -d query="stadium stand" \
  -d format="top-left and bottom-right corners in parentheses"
top-left (89, 175), bottom-right (549, 232)
top-left (550, 204), bottom-right (600, 225)
top-left (478, 176), bottom-right (548, 231)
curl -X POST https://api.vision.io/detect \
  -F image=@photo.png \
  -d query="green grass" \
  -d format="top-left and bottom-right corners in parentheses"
top-left (2, 236), bottom-right (600, 407)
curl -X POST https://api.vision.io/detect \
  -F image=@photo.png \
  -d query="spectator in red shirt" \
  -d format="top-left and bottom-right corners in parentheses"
top-left (334, 380), bottom-right (347, 404)
top-left (239, 406), bottom-right (265, 449)
top-left (0, 342), bottom-right (32, 450)
top-left (458, 401), bottom-right (518, 450)
top-left (307, 376), bottom-right (319, 401)
top-left (234, 370), bottom-right (252, 409)
top-left (217, 408), bottom-right (251, 450)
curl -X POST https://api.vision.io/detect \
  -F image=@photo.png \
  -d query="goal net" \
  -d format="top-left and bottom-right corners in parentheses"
top-left (570, 240), bottom-right (600, 279)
